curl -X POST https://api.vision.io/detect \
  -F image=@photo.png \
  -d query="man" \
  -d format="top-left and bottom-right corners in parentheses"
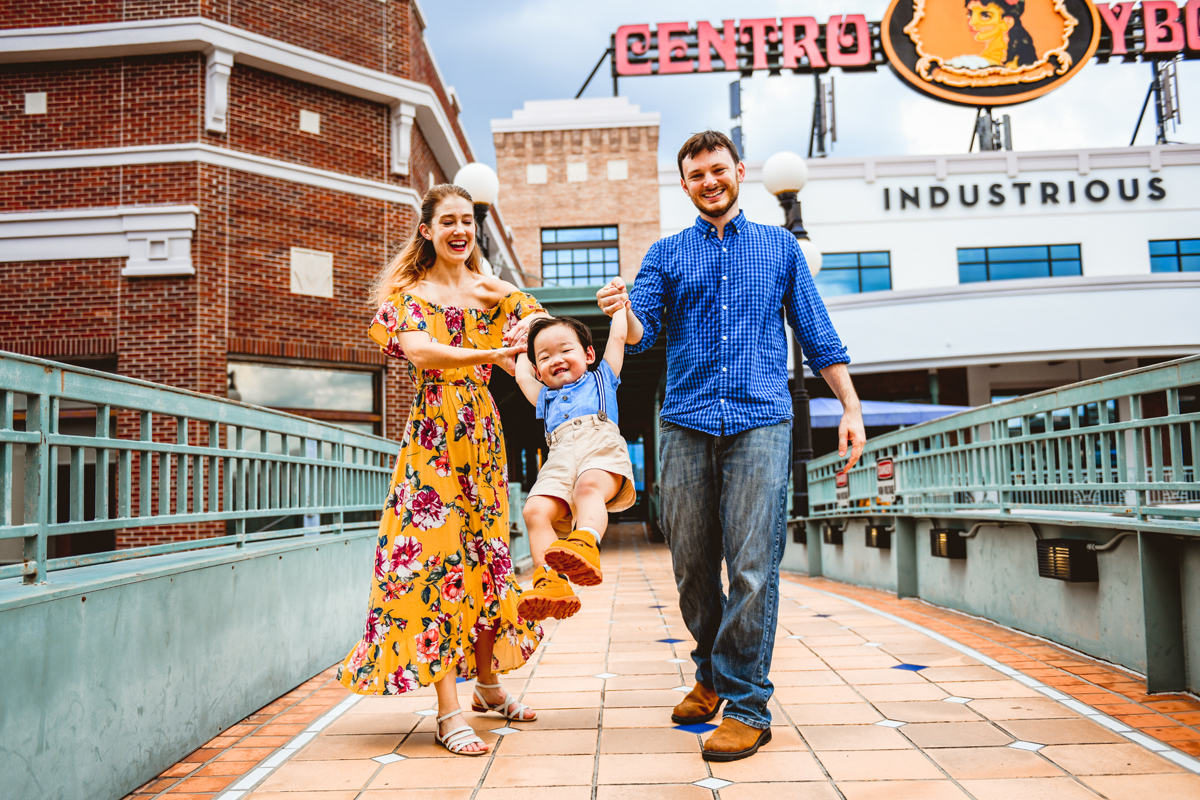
top-left (596, 131), bottom-right (865, 762)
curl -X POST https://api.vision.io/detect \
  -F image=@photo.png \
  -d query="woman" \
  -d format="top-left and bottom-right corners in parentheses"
top-left (337, 184), bottom-right (548, 756)
top-left (953, 0), bottom-right (1038, 69)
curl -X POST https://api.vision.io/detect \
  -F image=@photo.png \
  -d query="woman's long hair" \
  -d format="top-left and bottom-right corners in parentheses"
top-left (370, 184), bottom-right (483, 307)
top-left (966, 0), bottom-right (1038, 67)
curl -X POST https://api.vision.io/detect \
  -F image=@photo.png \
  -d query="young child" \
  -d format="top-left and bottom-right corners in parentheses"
top-left (514, 309), bottom-right (637, 621)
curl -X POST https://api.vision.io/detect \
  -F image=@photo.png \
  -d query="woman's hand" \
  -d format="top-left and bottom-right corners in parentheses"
top-left (490, 345), bottom-right (526, 376)
top-left (504, 311), bottom-right (549, 350)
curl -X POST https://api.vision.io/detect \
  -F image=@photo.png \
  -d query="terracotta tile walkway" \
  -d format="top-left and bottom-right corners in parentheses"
top-left (126, 523), bottom-right (1200, 800)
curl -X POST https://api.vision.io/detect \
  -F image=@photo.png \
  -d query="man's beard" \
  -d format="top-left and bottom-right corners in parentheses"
top-left (690, 181), bottom-right (739, 219)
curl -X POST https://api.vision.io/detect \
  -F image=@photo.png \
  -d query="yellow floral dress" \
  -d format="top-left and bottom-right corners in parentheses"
top-left (337, 291), bottom-right (544, 695)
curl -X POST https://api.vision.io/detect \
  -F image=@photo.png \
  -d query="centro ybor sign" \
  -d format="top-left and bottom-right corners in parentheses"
top-left (612, 2), bottom-right (1200, 105)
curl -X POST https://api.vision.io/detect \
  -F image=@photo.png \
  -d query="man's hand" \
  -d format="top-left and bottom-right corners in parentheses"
top-left (596, 277), bottom-right (629, 318)
top-left (820, 362), bottom-right (866, 472)
top-left (838, 405), bottom-right (866, 472)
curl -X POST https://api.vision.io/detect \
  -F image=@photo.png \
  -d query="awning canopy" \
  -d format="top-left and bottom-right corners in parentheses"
top-left (809, 397), bottom-right (972, 428)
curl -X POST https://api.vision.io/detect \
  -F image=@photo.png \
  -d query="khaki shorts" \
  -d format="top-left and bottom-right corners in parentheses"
top-left (529, 414), bottom-right (637, 527)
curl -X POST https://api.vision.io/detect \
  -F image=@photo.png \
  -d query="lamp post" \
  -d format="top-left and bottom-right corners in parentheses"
top-left (452, 162), bottom-right (500, 259)
top-left (762, 151), bottom-right (822, 519)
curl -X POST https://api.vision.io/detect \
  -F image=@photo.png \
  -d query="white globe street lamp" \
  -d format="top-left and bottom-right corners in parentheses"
top-left (453, 162), bottom-right (500, 259)
top-left (453, 162), bottom-right (500, 206)
top-left (762, 151), bottom-right (821, 277)
top-left (763, 151), bottom-right (823, 519)
top-left (762, 150), bottom-right (809, 195)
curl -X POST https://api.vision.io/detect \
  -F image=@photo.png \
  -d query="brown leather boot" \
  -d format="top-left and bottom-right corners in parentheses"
top-left (671, 681), bottom-right (723, 725)
top-left (702, 717), bottom-right (772, 762)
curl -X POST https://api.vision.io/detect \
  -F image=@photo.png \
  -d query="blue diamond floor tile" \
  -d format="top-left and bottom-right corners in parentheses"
top-left (674, 722), bottom-right (718, 734)
top-left (658, 638), bottom-right (684, 643)
top-left (892, 663), bottom-right (928, 671)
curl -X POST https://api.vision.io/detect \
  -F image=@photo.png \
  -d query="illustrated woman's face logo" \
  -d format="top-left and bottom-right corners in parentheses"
top-left (881, 0), bottom-right (1102, 106)
top-left (966, 1), bottom-right (1012, 41)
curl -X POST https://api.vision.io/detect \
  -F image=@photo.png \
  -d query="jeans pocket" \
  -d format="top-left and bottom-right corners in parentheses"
top-left (659, 419), bottom-right (681, 433)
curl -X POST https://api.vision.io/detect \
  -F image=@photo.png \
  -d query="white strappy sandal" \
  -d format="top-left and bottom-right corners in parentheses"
top-left (434, 709), bottom-right (489, 756)
top-left (471, 681), bottom-right (537, 721)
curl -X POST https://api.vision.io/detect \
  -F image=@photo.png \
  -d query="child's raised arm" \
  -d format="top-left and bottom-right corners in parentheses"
top-left (602, 301), bottom-right (630, 377)
top-left (514, 352), bottom-right (543, 406)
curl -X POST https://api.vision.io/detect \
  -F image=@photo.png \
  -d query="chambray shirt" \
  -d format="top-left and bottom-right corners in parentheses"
top-left (536, 360), bottom-right (621, 431)
top-left (627, 211), bottom-right (849, 436)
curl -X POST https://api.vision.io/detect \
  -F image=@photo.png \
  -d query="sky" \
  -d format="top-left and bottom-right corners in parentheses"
top-left (421, 0), bottom-right (1199, 168)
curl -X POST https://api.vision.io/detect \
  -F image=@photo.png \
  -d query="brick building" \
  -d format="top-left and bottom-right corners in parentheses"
top-left (0, 1), bottom-right (527, 552)
top-left (491, 98), bottom-right (660, 288)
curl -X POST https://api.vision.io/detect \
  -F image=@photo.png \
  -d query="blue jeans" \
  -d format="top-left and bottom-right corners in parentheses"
top-left (659, 420), bottom-right (790, 730)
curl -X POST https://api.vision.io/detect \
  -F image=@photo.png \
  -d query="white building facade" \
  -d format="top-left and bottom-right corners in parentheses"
top-left (660, 144), bottom-right (1200, 405)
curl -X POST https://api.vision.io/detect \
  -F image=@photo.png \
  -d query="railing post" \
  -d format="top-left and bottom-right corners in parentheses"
top-left (1129, 394), bottom-right (1145, 519)
top-left (0, 392), bottom-right (12, 529)
top-left (234, 426), bottom-right (246, 546)
top-left (139, 412), bottom-right (152, 517)
top-left (336, 442), bottom-right (345, 535)
top-left (895, 516), bottom-right (918, 598)
top-left (95, 405), bottom-right (111, 522)
top-left (805, 519), bottom-right (823, 577)
top-left (23, 393), bottom-right (50, 584)
top-left (1139, 531), bottom-right (1186, 692)
top-left (176, 417), bottom-right (188, 520)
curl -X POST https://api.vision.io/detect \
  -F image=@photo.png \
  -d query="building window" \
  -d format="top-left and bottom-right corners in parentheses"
top-left (226, 361), bottom-right (381, 436)
top-left (958, 244), bottom-right (1081, 283)
top-left (541, 226), bottom-right (619, 286)
top-left (1149, 239), bottom-right (1200, 272)
top-left (814, 252), bottom-right (891, 297)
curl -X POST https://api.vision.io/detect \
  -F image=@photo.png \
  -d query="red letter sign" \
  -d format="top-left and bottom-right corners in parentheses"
top-left (658, 21), bottom-right (695, 74)
top-left (1096, 3), bottom-right (1135, 55)
top-left (781, 17), bottom-right (827, 69)
top-left (826, 14), bottom-right (872, 67)
top-left (1189, 0), bottom-right (1200, 50)
top-left (740, 18), bottom-right (777, 71)
top-left (1143, 0), bottom-right (1185, 52)
top-left (696, 19), bottom-right (737, 72)
top-left (615, 25), bottom-right (652, 75)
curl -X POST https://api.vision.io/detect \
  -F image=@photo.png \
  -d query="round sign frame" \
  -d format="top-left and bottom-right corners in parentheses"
top-left (881, 0), bottom-right (1102, 106)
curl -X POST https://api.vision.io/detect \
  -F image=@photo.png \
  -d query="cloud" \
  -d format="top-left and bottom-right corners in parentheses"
top-left (422, 1), bottom-right (1199, 167)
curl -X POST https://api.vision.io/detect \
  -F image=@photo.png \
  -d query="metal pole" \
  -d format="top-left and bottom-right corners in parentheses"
top-left (792, 339), bottom-right (812, 518)
top-left (1131, 79), bottom-right (1156, 146)
top-left (1153, 63), bottom-right (1167, 144)
top-left (778, 191), bottom-right (814, 518)
top-left (576, 47), bottom-right (613, 99)
top-left (474, 203), bottom-right (491, 259)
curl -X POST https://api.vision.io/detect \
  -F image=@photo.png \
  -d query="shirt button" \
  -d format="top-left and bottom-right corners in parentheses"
top-left (721, 276), bottom-right (727, 280)
top-left (722, 247), bottom-right (727, 252)
top-left (722, 336), bottom-right (727, 341)
top-left (719, 399), bottom-right (725, 404)
top-left (722, 305), bottom-right (727, 310)
top-left (722, 367), bottom-right (727, 372)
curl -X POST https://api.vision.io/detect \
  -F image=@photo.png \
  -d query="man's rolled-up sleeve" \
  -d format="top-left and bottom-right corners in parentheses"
top-left (783, 235), bottom-right (850, 373)
top-left (626, 240), bottom-right (667, 355)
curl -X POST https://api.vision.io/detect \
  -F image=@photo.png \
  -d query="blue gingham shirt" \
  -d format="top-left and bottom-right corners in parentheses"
top-left (627, 211), bottom-right (849, 436)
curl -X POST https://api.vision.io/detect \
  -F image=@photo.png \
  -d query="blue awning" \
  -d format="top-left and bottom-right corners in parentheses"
top-left (808, 397), bottom-right (972, 428)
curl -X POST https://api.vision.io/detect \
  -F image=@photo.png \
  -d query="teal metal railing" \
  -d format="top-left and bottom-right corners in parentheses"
top-left (0, 352), bottom-right (398, 584)
top-left (806, 355), bottom-right (1200, 533)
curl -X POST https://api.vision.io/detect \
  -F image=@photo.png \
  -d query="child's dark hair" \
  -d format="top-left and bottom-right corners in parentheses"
top-left (527, 316), bottom-right (594, 367)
